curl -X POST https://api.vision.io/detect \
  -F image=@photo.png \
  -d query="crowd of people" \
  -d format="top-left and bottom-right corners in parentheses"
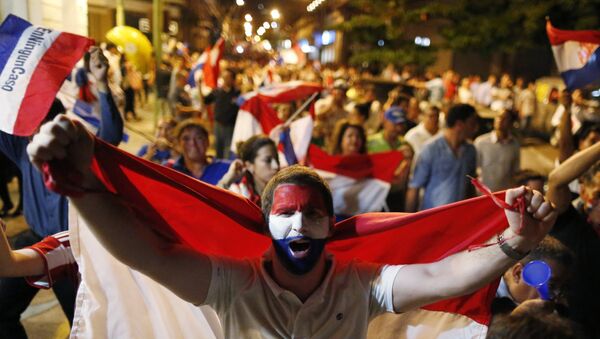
top-left (0, 37), bottom-right (599, 339)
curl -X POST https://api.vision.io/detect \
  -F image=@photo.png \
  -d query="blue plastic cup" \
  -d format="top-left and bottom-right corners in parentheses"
top-left (522, 260), bottom-right (552, 300)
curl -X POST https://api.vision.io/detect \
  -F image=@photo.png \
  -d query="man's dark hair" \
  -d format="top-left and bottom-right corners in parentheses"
top-left (446, 104), bottom-right (477, 128)
top-left (486, 312), bottom-right (581, 339)
top-left (512, 169), bottom-right (546, 187)
top-left (574, 122), bottom-right (600, 147)
top-left (174, 119), bottom-right (209, 141)
top-left (355, 102), bottom-right (371, 121)
top-left (237, 135), bottom-right (277, 164)
top-left (261, 165), bottom-right (333, 226)
top-left (44, 99), bottom-right (66, 123)
top-left (521, 236), bottom-right (574, 269)
top-left (222, 68), bottom-right (237, 79)
top-left (391, 92), bottom-right (411, 107)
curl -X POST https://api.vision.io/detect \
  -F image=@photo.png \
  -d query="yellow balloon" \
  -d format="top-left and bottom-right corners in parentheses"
top-left (106, 26), bottom-right (153, 73)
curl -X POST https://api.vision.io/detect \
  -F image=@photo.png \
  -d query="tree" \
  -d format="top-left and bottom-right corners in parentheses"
top-left (333, 0), bottom-right (437, 69)
top-left (425, 0), bottom-right (600, 54)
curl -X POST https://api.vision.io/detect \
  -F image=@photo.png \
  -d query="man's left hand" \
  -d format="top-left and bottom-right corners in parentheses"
top-left (504, 186), bottom-right (557, 251)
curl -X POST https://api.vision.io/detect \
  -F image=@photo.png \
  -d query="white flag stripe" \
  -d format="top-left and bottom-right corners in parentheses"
top-left (230, 109), bottom-right (263, 153)
top-left (315, 169), bottom-right (390, 215)
top-left (551, 41), bottom-right (599, 72)
top-left (68, 206), bottom-right (222, 339)
top-left (288, 115), bottom-right (313, 162)
top-left (0, 26), bottom-right (60, 131)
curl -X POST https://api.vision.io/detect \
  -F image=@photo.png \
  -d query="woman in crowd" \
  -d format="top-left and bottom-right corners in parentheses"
top-left (329, 120), bottom-right (367, 156)
top-left (163, 119), bottom-right (230, 185)
top-left (218, 135), bottom-right (280, 205)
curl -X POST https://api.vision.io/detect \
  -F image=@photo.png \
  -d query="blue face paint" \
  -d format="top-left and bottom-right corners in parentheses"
top-left (272, 236), bottom-right (326, 275)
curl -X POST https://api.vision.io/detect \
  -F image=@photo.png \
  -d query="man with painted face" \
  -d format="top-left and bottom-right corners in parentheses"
top-left (27, 115), bottom-right (556, 338)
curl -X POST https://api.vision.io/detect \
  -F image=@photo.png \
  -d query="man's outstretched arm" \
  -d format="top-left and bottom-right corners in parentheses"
top-left (391, 187), bottom-right (556, 312)
top-left (26, 115), bottom-right (212, 305)
top-left (547, 140), bottom-right (600, 215)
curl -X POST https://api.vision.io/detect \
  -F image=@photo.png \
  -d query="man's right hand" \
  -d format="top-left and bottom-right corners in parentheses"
top-left (27, 115), bottom-right (96, 188)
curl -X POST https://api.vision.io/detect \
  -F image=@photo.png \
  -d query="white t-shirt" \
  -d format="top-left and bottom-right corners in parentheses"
top-left (405, 123), bottom-right (441, 156)
top-left (204, 254), bottom-right (402, 339)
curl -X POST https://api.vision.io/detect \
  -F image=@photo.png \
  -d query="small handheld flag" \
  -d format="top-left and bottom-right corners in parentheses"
top-left (0, 14), bottom-right (93, 136)
top-left (546, 19), bottom-right (600, 90)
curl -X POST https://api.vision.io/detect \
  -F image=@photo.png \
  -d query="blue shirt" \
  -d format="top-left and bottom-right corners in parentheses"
top-left (0, 92), bottom-right (123, 237)
top-left (409, 135), bottom-right (476, 210)
top-left (166, 156), bottom-right (230, 186)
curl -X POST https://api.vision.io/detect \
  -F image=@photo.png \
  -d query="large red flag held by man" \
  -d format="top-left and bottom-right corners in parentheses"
top-left (56, 137), bottom-right (510, 338)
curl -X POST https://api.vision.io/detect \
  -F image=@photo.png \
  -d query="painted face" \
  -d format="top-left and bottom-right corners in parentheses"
top-left (269, 184), bottom-right (331, 274)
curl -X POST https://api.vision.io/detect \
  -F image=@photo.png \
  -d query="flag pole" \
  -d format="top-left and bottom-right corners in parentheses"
top-left (283, 92), bottom-right (319, 127)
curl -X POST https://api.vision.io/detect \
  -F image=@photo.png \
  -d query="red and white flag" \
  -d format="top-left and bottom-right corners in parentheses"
top-left (202, 37), bottom-right (224, 89)
top-left (308, 145), bottom-right (404, 216)
top-left (546, 20), bottom-right (600, 90)
top-left (0, 14), bottom-right (93, 136)
top-left (230, 81), bottom-right (321, 161)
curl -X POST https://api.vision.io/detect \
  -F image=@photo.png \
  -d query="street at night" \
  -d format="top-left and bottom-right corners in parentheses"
top-left (0, 1), bottom-right (598, 338)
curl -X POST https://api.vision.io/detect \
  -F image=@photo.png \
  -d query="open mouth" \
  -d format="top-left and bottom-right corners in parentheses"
top-left (288, 238), bottom-right (311, 258)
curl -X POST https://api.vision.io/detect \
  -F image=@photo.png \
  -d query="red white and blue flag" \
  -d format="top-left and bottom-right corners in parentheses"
top-left (187, 50), bottom-right (207, 88)
top-left (48, 138), bottom-right (506, 338)
top-left (0, 14), bottom-right (93, 136)
top-left (188, 38), bottom-right (224, 89)
top-left (231, 81), bottom-right (321, 163)
top-left (546, 20), bottom-right (600, 90)
top-left (308, 145), bottom-right (404, 216)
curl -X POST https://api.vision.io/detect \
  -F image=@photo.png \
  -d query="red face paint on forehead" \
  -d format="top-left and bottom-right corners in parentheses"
top-left (271, 184), bottom-right (327, 215)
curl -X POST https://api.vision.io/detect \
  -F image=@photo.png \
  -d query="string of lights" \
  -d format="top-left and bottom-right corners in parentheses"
top-left (307, 0), bottom-right (326, 12)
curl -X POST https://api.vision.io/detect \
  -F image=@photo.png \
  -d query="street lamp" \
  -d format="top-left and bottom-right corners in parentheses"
top-left (244, 14), bottom-right (253, 22)
top-left (236, 0), bottom-right (244, 6)
top-left (270, 9), bottom-right (281, 20)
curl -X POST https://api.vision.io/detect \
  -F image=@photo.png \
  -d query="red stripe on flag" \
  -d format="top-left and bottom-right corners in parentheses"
top-left (546, 20), bottom-right (600, 46)
top-left (257, 83), bottom-right (322, 103)
top-left (13, 32), bottom-right (93, 136)
top-left (308, 145), bottom-right (403, 182)
top-left (241, 96), bottom-right (282, 134)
